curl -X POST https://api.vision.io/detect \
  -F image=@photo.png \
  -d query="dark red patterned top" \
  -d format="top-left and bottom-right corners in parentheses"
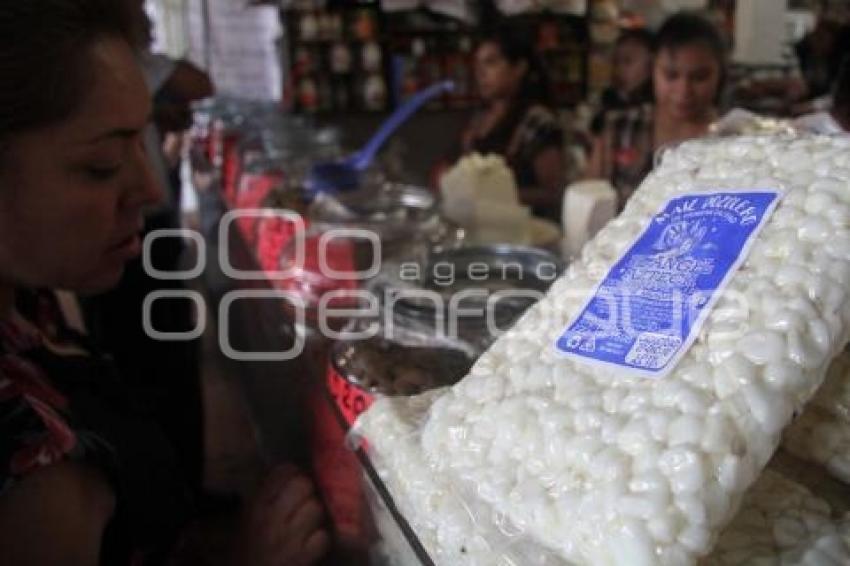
top-left (0, 290), bottom-right (193, 565)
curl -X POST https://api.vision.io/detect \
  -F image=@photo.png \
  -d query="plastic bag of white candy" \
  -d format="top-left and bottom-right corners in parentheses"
top-left (783, 351), bottom-right (850, 484)
top-left (355, 134), bottom-right (850, 565)
top-left (362, 450), bottom-right (850, 566)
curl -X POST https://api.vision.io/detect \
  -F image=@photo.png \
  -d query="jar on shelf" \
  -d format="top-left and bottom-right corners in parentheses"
top-left (250, 123), bottom-right (342, 269)
top-left (233, 154), bottom-right (287, 248)
top-left (267, 183), bottom-right (461, 328)
top-left (299, 10), bottom-right (319, 41)
top-left (295, 78), bottom-right (316, 110)
top-left (361, 41), bottom-right (382, 73)
top-left (318, 12), bottom-right (333, 41)
top-left (362, 74), bottom-right (387, 111)
top-left (292, 46), bottom-right (314, 77)
top-left (418, 39), bottom-right (445, 110)
top-left (330, 42), bottom-right (352, 75)
top-left (352, 9), bottom-right (376, 42)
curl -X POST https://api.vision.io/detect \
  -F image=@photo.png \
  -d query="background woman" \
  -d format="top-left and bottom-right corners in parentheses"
top-left (585, 12), bottom-right (726, 208)
top-left (448, 24), bottom-right (566, 218)
top-left (590, 27), bottom-right (655, 135)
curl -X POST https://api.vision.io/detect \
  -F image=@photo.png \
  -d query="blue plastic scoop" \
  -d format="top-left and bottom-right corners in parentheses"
top-left (304, 80), bottom-right (454, 198)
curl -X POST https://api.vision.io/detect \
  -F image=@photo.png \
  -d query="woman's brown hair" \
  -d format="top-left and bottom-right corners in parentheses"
top-left (655, 12), bottom-right (727, 104)
top-left (0, 0), bottom-right (133, 140)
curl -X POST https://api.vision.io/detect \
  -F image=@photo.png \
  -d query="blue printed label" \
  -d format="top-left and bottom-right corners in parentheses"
top-left (555, 190), bottom-right (781, 377)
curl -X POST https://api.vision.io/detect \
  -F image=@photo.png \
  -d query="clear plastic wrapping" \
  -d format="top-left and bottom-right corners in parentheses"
top-left (705, 467), bottom-right (850, 565)
top-left (783, 351), bottom-right (850, 484)
top-left (354, 134), bottom-right (850, 565)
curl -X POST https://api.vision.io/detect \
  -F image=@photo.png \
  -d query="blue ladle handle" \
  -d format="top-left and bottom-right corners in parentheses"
top-left (351, 80), bottom-right (455, 171)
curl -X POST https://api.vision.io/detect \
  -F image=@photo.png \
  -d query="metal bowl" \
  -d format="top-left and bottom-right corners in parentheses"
top-left (372, 244), bottom-right (566, 354)
top-left (308, 182), bottom-right (461, 260)
top-left (308, 183), bottom-right (438, 229)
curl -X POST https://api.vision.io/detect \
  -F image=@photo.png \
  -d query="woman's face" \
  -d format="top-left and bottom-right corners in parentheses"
top-left (474, 41), bottom-right (526, 102)
top-left (653, 43), bottom-right (721, 121)
top-left (613, 40), bottom-right (652, 95)
top-left (0, 36), bottom-right (161, 295)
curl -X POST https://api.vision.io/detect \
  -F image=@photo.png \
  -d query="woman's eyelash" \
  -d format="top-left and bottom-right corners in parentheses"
top-left (85, 164), bottom-right (120, 180)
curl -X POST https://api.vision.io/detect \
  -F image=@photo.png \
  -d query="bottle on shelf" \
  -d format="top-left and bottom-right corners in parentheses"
top-left (363, 73), bottom-right (387, 111)
top-left (352, 8), bottom-right (376, 42)
top-left (399, 39), bottom-right (422, 102)
top-left (299, 10), bottom-right (319, 42)
top-left (298, 76), bottom-right (319, 113)
top-left (330, 41), bottom-right (352, 75)
top-left (418, 39), bottom-right (444, 110)
top-left (362, 41), bottom-right (383, 73)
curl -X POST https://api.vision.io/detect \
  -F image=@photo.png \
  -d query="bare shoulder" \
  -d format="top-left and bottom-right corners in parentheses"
top-left (0, 461), bottom-right (114, 566)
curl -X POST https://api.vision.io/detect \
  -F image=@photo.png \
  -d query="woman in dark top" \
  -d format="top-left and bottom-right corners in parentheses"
top-left (590, 28), bottom-right (655, 135)
top-left (585, 12), bottom-right (726, 209)
top-left (450, 24), bottom-right (566, 217)
top-left (0, 2), bottom-right (327, 565)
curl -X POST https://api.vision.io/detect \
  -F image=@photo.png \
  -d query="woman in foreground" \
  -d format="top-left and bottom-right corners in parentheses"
top-left (0, 2), bottom-right (327, 564)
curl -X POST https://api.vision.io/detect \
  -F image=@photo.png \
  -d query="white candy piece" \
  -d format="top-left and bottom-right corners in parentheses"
top-left (357, 135), bottom-right (850, 566)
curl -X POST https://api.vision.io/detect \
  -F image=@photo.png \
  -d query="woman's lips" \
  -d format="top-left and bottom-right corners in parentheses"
top-left (107, 232), bottom-right (142, 260)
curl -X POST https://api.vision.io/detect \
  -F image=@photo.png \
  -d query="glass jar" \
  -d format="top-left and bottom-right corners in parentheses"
top-left (312, 300), bottom-right (474, 555)
top-left (266, 183), bottom-right (462, 326)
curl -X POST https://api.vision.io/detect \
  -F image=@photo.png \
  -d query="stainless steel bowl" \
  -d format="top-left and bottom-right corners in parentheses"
top-left (308, 183), bottom-right (438, 228)
top-left (308, 182), bottom-right (462, 261)
top-left (372, 244), bottom-right (566, 354)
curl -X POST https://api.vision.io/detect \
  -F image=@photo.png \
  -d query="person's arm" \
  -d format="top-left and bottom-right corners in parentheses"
top-left (517, 146), bottom-right (566, 210)
top-left (0, 462), bottom-right (115, 566)
top-left (584, 134), bottom-right (605, 180)
top-left (532, 145), bottom-right (565, 194)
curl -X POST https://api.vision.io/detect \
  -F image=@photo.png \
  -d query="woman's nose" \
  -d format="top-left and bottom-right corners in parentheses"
top-left (672, 77), bottom-right (691, 97)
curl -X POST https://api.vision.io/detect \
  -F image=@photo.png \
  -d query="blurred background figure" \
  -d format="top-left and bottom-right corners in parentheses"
top-left (128, 0), bottom-right (213, 207)
top-left (590, 27), bottom-right (655, 135)
top-left (792, 14), bottom-right (850, 112)
top-left (733, 11), bottom-right (850, 117)
top-left (795, 56), bottom-right (850, 134)
top-left (585, 12), bottom-right (725, 208)
top-left (444, 24), bottom-right (566, 219)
